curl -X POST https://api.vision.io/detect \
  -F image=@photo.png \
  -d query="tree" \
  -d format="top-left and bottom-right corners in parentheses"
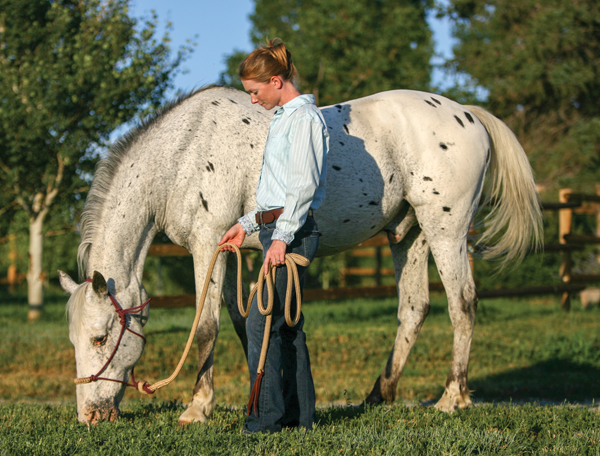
top-left (221, 0), bottom-right (435, 106)
top-left (444, 0), bottom-right (600, 193)
top-left (0, 0), bottom-right (192, 320)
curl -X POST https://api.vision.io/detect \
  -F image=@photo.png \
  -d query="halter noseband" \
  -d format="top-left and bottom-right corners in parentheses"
top-left (74, 279), bottom-right (153, 394)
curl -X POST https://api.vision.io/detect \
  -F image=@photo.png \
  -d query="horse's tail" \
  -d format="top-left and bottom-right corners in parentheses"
top-left (466, 105), bottom-right (543, 269)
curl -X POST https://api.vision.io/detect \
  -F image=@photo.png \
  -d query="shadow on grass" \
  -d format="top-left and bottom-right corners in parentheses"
top-left (470, 359), bottom-right (600, 403)
top-left (119, 400), bottom-right (185, 420)
top-left (315, 403), bottom-right (367, 426)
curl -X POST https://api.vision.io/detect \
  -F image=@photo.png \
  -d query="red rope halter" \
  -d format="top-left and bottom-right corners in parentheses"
top-left (78, 278), bottom-right (153, 394)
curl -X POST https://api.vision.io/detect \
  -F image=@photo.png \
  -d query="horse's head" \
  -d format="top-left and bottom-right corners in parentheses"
top-left (59, 270), bottom-right (149, 425)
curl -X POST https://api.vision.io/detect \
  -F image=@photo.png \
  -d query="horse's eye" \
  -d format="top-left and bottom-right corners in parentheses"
top-left (92, 335), bottom-right (108, 346)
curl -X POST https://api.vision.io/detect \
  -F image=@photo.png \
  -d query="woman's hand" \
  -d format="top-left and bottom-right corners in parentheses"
top-left (263, 240), bottom-right (287, 274)
top-left (218, 223), bottom-right (246, 252)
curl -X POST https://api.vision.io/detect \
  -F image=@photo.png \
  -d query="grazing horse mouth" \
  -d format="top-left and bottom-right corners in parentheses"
top-left (81, 404), bottom-right (120, 424)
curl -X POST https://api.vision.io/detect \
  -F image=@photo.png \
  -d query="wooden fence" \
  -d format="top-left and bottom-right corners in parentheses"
top-left (146, 188), bottom-right (600, 310)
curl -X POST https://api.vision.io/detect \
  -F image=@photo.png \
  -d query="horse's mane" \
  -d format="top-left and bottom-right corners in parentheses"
top-left (77, 84), bottom-right (221, 279)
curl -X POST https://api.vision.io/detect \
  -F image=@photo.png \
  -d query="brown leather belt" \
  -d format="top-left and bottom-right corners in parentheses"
top-left (255, 208), bottom-right (313, 225)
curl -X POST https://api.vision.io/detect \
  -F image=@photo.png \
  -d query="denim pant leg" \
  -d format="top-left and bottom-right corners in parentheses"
top-left (244, 217), bottom-right (320, 433)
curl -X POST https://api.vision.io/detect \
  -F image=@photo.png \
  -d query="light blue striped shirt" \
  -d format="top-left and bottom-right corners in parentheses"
top-left (239, 94), bottom-right (329, 244)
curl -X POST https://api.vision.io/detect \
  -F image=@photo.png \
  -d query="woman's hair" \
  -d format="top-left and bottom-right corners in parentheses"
top-left (238, 38), bottom-right (298, 83)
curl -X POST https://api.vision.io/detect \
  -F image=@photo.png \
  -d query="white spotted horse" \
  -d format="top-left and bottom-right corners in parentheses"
top-left (58, 85), bottom-right (542, 424)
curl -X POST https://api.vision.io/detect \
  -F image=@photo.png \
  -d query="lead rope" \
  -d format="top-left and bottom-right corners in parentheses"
top-left (240, 251), bottom-right (310, 416)
top-left (73, 243), bottom-right (309, 407)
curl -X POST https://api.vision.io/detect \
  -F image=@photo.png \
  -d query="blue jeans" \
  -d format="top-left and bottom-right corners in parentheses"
top-left (244, 216), bottom-right (320, 434)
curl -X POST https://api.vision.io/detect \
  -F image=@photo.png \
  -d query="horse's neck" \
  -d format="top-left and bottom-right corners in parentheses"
top-left (86, 177), bottom-right (159, 289)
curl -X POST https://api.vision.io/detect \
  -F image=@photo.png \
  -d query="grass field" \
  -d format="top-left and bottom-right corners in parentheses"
top-left (1, 291), bottom-right (599, 454)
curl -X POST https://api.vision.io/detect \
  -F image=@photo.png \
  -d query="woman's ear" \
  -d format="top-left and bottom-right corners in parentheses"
top-left (271, 75), bottom-right (283, 88)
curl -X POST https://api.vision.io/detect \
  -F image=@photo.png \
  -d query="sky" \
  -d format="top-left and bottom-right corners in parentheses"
top-left (128, 0), bottom-right (457, 97)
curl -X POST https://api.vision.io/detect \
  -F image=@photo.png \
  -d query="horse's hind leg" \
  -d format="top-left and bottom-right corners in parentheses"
top-left (425, 230), bottom-right (477, 412)
top-left (365, 227), bottom-right (431, 405)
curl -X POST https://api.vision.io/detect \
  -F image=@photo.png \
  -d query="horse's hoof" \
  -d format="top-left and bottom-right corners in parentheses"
top-left (434, 391), bottom-right (472, 413)
top-left (178, 406), bottom-right (208, 425)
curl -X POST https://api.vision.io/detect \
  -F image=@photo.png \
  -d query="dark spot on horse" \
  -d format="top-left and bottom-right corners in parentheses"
top-left (359, 205), bottom-right (363, 208)
top-left (443, 206), bottom-right (451, 212)
top-left (405, 337), bottom-right (409, 343)
top-left (333, 165), bottom-right (341, 171)
top-left (440, 143), bottom-right (448, 150)
top-left (212, 120), bottom-right (217, 125)
top-left (130, 163), bottom-right (134, 167)
top-left (371, 225), bottom-right (376, 229)
top-left (128, 182), bottom-right (131, 187)
top-left (433, 190), bottom-right (440, 195)
top-left (136, 174), bottom-right (139, 178)
top-left (440, 270), bottom-right (443, 276)
top-left (460, 246), bottom-right (463, 254)
top-left (423, 176), bottom-right (433, 181)
top-left (206, 166), bottom-right (211, 172)
top-left (200, 192), bottom-right (209, 211)
top-left (359, 178), bottom-right (363, 182)
top-left (422, 240), bottom-right (426, 246)
top-left (343, 219), bottom-right (350, 223)
top-left (250, 144), bottom-right (254, 148)
top-left (454, 115), bottom-right (465, 128)
top-left (343, 124), bottom-right (349, 134)
top-left (411, 306), bottom-right (414, 311)
top-left (363, 193), bottom-right (368, 196)
top-left (210, 278), bottom-right (216, 284)
top-left (228, 98), bottom-right (237, 104)
top-left (242, 118), bottom-right (250, 124)
top-left (425, 100), bottom-right (437, 108)
top-left (335, 104), bottom-right (342, 110)
top-left (339, 142), bottom-right (345, 146)
top-left (410, 172), bottom-right (414, 176)
top-left (369, 201), bottom-right (378, 206)
top-left (464, 112), bottom-right (475, 123)
top-left (441, 227), bottom-right (445, 230)
top-left (389, 174), bottom-right (394, 183)
top-left (208, 162), bottom-right (215, 171)
top-left (211, 101), bottom-right (220, 106)
top-left (431, 97), bottom-right (442, 105)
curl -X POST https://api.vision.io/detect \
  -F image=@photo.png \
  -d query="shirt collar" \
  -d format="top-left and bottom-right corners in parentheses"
top-left (275, 94), bottom-right (315, 116)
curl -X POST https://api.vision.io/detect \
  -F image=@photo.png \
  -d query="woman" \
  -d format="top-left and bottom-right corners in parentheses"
top-left (218, 38), bottom-right (329, 434)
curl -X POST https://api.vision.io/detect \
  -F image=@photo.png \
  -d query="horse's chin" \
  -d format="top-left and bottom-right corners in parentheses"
top-left (80, 404), bottom-right (120, 424)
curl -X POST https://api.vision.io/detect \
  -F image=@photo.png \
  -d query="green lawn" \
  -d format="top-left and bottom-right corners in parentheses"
top-left (0, 292), bottom-right (598, 454)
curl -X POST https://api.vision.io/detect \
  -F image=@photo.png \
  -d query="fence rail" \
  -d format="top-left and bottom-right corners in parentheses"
top-left (143, 188), bottom-right (600, 310)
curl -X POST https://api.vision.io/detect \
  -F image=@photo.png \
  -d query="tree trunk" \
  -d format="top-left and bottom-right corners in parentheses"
top-left (27, 213), bottom-right (46, 322)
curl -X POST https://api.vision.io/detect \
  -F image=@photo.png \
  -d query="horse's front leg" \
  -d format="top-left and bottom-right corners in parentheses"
top-left (365, 227), bottom-right (430, 404)
top-left (178, 248), bottom-right (227, 425)
top-left (222, 252), bottom-right (248, 358)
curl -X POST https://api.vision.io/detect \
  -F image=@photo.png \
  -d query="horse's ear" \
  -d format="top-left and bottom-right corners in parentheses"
top-left (92, 271), bottom-right (108, 296)
top-left (58, 270), bottom-right (78, 295)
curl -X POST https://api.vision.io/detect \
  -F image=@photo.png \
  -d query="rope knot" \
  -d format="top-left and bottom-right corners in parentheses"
top-left (136, 380), bottom-right (154, 395)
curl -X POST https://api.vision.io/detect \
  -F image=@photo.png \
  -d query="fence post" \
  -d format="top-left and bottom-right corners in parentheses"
top-left (596, 184), bottom-right (600, 265)
top-left (8, 233), bottom-right (17, 293)
top-left (559, 188), bottom-right (573, 311)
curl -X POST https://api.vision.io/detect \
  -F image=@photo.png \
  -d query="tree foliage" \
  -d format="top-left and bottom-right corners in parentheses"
top-left (0, 0), bottom-right (192, 309)
top-left (221, 0), bottom-right (435, 106)
top-left (445, 0), bottom-right (600, 192)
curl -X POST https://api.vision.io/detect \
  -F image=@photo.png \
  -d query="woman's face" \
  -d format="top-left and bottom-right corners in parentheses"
top-left (241, 77), bottom-right (282, 110)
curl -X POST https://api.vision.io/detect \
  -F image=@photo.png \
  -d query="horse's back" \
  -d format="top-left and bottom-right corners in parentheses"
top-left (316, 90), bottom-right (491, 253)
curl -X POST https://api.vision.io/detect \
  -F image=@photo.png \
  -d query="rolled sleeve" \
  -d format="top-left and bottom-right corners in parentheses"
top-left (238, 209), bottom-right (260, 235)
